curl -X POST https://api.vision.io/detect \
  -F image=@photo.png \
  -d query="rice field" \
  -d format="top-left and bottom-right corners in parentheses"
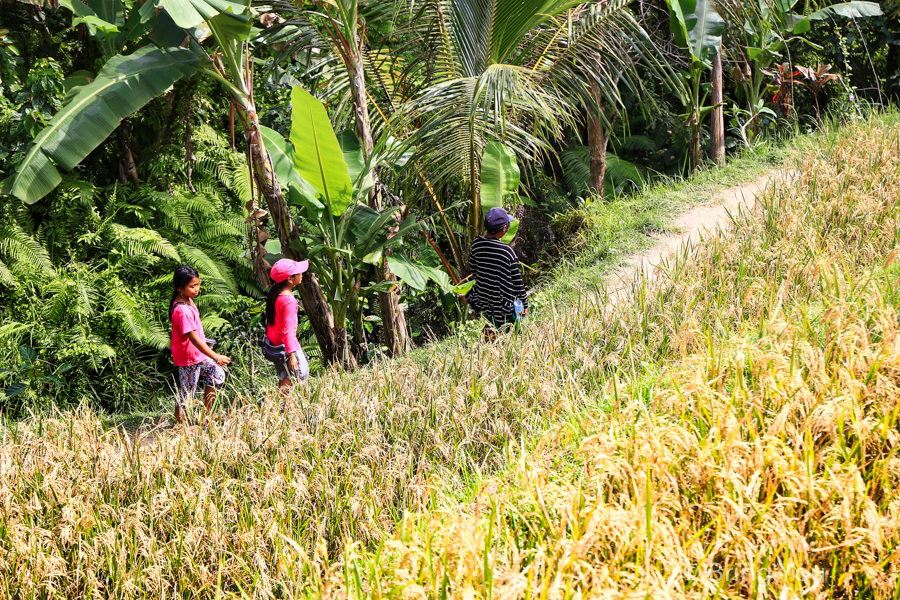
top-left (2, 114), bottom-right (899, 598)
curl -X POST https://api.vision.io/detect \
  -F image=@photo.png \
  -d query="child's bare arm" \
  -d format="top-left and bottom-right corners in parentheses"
top-left (186, 330), bottom-right (231, 365)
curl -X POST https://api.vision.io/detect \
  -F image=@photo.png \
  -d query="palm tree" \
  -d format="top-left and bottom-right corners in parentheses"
top-left (390, 0), bottom-right (675, 238)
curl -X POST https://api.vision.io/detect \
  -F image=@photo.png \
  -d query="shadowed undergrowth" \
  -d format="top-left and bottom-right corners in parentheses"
top-left (1, 115), bottom-right (898, 598)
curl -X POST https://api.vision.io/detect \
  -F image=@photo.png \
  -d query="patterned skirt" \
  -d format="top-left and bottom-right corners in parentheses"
top-left (175, 358), bottom-right (225, 408)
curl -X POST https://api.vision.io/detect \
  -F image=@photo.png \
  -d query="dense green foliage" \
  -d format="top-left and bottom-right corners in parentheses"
top-left (0, 0), bottom-right (896, 412)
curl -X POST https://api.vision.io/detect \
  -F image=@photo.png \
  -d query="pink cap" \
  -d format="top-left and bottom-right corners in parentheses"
top-left (270, 258), bottom-right (309, 283)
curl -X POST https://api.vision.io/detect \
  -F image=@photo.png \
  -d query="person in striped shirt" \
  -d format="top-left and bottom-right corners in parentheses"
top-left (466, 207), bottom-right (529, 332)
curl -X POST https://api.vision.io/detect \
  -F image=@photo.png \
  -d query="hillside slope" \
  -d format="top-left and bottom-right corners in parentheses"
top-left (2, 114), bottom-right (897, 598)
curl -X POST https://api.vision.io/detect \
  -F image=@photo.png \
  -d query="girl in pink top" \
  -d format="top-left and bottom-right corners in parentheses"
top-left (170, 265), bottom-right (231, 424)
top-left (264, 258), bottom-right (310, 393)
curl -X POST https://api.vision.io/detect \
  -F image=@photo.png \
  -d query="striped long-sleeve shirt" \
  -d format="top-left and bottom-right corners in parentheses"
top-left (465, 236), bottom-right (528, 318)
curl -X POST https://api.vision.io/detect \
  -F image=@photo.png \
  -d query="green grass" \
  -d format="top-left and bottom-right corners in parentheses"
top-left (537, 142), bottom-right (782, 296)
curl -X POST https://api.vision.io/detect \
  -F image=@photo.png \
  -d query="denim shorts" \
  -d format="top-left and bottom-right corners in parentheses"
top-left (175, 358), bottom-right (225, 408)
top-left (269, 349), bottom-right (309, 383)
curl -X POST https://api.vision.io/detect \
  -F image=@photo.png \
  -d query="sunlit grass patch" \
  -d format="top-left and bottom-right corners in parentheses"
top-left (316, 114), bottom-right (900, 597)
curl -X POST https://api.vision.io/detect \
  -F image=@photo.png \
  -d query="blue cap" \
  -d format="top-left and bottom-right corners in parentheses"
top-left (485, 207), bottom-right (514, 231)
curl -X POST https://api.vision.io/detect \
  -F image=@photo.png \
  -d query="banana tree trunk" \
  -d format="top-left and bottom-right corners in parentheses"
top-left (117, 126), bottom-right (139, 182)
top-left (238, 100), bottom-right (341, 364)
top-left (688, 63), bottom-right (703, 174)
top-left (348, 47), bottom-right (410, 356)
top-left (710, 47), bottom-right (725, 167)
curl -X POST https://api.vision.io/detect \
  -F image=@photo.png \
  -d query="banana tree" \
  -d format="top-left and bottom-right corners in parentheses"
top-left (261, 0), bottom-right (416, 357)
top-left (667, 0), bottom-right (725, 172)
top-left (267, 86), bottom-right (429, 366)
top-left (4, 0), bottom-right (349, 363)
top-left (717, 0), bottom-right (881, 146)
top-left (65, 0), bottom-right (174, 180)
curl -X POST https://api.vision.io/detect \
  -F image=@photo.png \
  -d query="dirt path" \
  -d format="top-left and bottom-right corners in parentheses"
top-left (605, 173), bottom-right (777, 306)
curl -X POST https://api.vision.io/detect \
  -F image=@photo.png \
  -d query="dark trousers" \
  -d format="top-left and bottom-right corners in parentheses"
top-left (485, 312), bottom-right (519, 332)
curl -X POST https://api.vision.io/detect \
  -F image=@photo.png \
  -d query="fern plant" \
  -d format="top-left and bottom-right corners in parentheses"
top-left (559, 145), bottom-right (648, 200)
top-left (0, 220), bottom-right (54, 285)
top-left (0, 123), bottom-right (260, 410)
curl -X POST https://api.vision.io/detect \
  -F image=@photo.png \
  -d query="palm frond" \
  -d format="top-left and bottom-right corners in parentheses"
top-left (560, 146), bottom-right (594, 197)
top-left (46, 279), bottom-right (75, 324)
top-left (45, 272), bottom-right (98, 323)
top-left (176, 244), bottom-right (237, 295)
top-left (227, 163), bottom-right (254, 205)
top-left (193, 217), bottom-right (245, 245)
top-left (172, 192), bottom-right (219, 216)
top-left (560, 144), bottom-right (647, 197)
top-left (234, 259), bottom-right (263, 298)
top-left (0, 223), bottom-right (55, 280)
top-left (66, 330), bottom-right (117, 369)
top-left (151, 193), bottom-right (195, 235)
top-left (613, 134), bottom-right (659, 153)
top-left (58, 178), bottom-right (99, 209)
top-left (108, 224), bottom-right (181, 261)
top-left (105, 287), bottom-right (169, 349)
top-left (533, 0), bottom-right (683, 125)
top-left (0, 259), bottom-right (15, 286)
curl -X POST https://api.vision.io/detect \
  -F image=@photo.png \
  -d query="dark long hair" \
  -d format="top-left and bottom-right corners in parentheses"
top-left (266, 279), bottom-right (291, 326)
top-left (170, 265), bottom-right (199, 319)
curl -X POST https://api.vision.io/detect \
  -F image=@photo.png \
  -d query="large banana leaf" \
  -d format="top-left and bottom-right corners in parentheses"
top-left (10, 46), bottom-right (199, 204)
top-left (289, 86), bottom-right (354, 216)
top-left (668, 0), bottom-right (724, 63)
top-left (809, 1), bottom-right (882, 19)
top-left (387, 255), bottom-right (475, 295)
top-left (139, 0), bottom-right (249, 30)
top-left (207, 1), bottom-right (252, 44)
top-left (258, 125), bottom-right (320, 201)
top-left (141, 0), bottom-right (250, 65)
top-left (336, 131), bottom-right (365, 183)
top-left (147, 9), bottom-right (192, 47)
top-left (87, 0), bottom-right (124, 28)
top-left (335, 131), bottom-right (375, 200)
top-left (480, 141), bottom-right (519, 214)
top-left (480, 141), bottom-right (520, 243)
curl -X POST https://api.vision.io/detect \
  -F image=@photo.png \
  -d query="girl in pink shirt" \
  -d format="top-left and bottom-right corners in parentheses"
top-left (170, 265), bottom-right (231, 424)
top-left (263, 258), bottom-right (310, 393)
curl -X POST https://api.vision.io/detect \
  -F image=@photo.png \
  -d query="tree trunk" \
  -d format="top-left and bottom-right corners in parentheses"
top-left (587, 79), bottom-right (609, 196)
top-left (348, 46), bottom-right (410, 356)
top-left (117, 126), bottom-right (139, 183)
top-left (351, 51), bottom-right (375, 158)
top-left (238, 100), bottom-right (341, 364)
top-left (587, 58), bottom-right (620, 197)
top-left (710, 47), bottom-right (725, 167)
